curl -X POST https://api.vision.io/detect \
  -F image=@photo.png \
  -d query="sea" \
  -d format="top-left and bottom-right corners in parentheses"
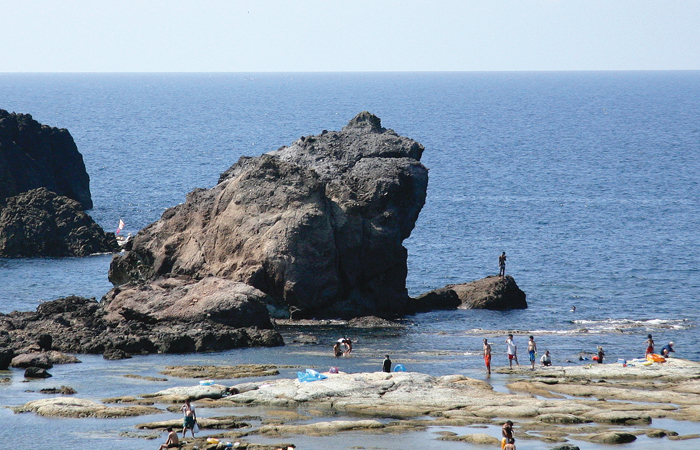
top-left (0, 72), bottom-right (699, 449)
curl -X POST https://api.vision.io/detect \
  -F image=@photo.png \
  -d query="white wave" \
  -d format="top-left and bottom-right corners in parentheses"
top-left (570, 318), bottom-right (691, 331)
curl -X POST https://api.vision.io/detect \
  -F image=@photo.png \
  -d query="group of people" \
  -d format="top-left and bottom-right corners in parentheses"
top-left (333, 337), bottom-right (353, 357)
top-left (501, 420), bottom-right (516, 449)
top-left (646, 334), bottom-right (675, 358)
top-left (484, 333), bottom-right (677, 374)
top-left (482, 334), bottom-right (551, 374)
top-left (158, 398), bottom-right (197, 449)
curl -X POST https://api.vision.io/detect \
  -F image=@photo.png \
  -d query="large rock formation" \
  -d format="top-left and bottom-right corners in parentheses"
top-left (109, 112), bottom-right (428, 319)
top-left (409, 276), bottom-right (527, 312)
top-left (0, 294), bottom-right (282, 358)
top-left (0, 188), bottom-right (119, 257)
top-left (0, 110), bottom-right (92, 209)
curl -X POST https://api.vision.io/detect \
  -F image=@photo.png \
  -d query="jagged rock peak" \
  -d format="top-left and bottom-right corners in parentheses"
top-left (343, 111), bottom-right (385, 133)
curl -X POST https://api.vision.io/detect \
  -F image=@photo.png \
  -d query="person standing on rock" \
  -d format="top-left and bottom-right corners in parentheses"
top-left (527, 336), bottom-right (537, 370)
top-left (483, 338), bottom-right (492, 375)
top-left (382, 355), bottom-right (392, 373)
top-left (499, 252), bottom-right (507, 277)
top-left (645, 334), bottom-right (655, 356)
top-left (505, 334), bottom-right (519, 368)
top-left (181, 398), bottom-right (197, 438)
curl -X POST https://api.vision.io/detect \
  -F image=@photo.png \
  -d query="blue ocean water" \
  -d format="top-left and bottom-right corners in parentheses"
top-left (1, 72), bottom-right (699, 449)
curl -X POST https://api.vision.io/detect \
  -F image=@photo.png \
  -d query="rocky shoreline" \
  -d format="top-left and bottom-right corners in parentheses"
top-left (8, 359), bottom-right (700, 449)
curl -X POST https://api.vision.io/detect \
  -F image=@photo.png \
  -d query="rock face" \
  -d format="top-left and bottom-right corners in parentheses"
top-left (0, 110), bottom-right (92, 209)
top-left (0, 295), bottom-right (283, 357)
top-left (0, 188), bottom-right (119, 257)
top-left (409, 275), bottom-right (527, 312)
top-left (109, 112), bottom-right (428, 319)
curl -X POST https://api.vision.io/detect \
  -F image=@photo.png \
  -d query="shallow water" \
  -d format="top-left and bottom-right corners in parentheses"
top-left (1, 72), bottom-right (700, 447)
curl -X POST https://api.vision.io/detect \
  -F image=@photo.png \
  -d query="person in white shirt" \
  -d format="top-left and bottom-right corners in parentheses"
top-left (505, 334), bottom-right (519, 368)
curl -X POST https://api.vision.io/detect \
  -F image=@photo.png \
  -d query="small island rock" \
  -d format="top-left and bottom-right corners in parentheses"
top-left (409, 275), bottom-right (527, 312)
top-left (109, 112), bottom-right (428, 320)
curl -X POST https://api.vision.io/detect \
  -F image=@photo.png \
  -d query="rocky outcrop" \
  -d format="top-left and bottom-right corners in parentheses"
top-left (409, 275), bottom-right (527, 312)
top-left (102, 276), bottom-right (277, 329)
top-left (0, 188), bottom-right (119, 257)
top-left (0, 295), bottom-right (283, 357)
top-left (109, 112), bottom-right (428, 319)
top-left (0, 110), bottom-right (92, 209)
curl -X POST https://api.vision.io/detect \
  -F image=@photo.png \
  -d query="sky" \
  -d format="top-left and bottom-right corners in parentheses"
top-left (1, 0), bottom-right (699, 72)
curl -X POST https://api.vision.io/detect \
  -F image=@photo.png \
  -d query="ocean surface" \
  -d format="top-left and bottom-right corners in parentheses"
top-left (1, 72), bottom-right (699, 449)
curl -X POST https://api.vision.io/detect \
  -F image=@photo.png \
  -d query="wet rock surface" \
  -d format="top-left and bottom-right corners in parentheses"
top-left (160, 364), bottom-right (291, 380)
top-left (10, 361), bottom-right (700, 448)
top-left (12, 397), bottom-right (161, 418)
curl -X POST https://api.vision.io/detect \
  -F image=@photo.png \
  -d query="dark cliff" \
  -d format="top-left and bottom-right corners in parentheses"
top-left (0, 109), bottom-right (92, 209)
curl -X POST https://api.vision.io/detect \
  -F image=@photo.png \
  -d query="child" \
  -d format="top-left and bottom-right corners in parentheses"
top-left (645, 334), bottom-right (654, 356)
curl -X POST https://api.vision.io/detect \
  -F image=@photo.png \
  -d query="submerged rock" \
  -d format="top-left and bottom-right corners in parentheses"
top-left (12, 397), bottom-right (161, 418)
top-left (159, 364), bottom-right (283, 379)
top-left (0, 188), bottom-right (119, 257)
top-left (0, 109), bottom-right (92, 209)
top-left (11, 353), bottom-right (54, 369)
top-left (109, 112), bottom-right (428, 320)
top-left (409, 275), bottom-right (527, 312)
top-left (24, 367), bottom-right (52, 378)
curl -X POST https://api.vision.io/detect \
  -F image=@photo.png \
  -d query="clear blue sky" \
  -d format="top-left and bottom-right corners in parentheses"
top-left (2, 0), bottom-right (699, 72)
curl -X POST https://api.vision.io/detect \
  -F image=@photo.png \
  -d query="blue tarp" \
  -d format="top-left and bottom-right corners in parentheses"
top-left (297, 368), bottom-right (328, 382)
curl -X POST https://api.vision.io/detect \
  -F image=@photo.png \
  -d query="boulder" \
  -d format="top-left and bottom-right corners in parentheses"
top-left (103, 349), bottom-right (132, 360)
top-left (24, 367), bottom-right (52, 378)
top-left (587, 432), bottom-right (637, 444)
top-left (109, 112), bottom-right (428, 319)
top-left (0, 188), bottom-right (119, 257)
top-left (410, 275), bottom-right (527, 312)
top-left (347, 316), bottom-right (405, 328)
top-left (437, 433), bottom-right (500, 445)
top-left (0, 109), bottom-right (92, 209)
top-left (38, 386), bottom-right (77, 395)
top-left (102, 276), bottom-right (275, 329)
top-left (11, 353), bottom-right (53, 369)
top-left (0, 347), bottom-right (13, 370)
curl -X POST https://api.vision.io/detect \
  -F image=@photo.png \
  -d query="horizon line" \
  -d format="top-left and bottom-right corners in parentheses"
top-left (1, 69), bottom-right (700, 75)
